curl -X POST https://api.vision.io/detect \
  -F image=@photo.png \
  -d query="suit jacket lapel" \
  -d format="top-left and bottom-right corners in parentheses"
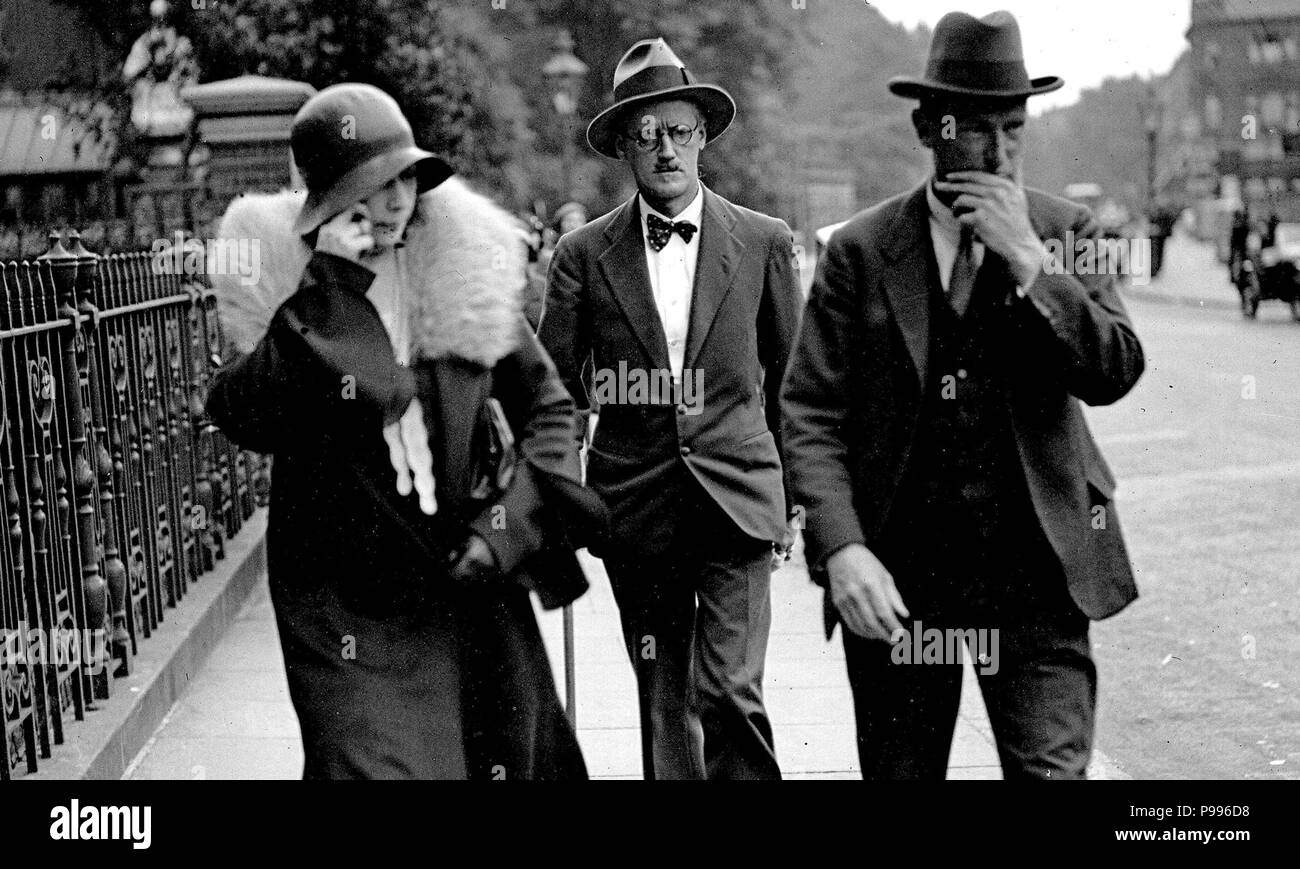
top-left (683, 186), bottom-right (742, 372)
top-left (598, 196), bottom-right (672, 372)
top-left (881, 184), bottom-right (933, 389)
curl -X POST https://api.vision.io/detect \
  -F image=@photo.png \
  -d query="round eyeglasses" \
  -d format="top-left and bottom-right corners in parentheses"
top-left (623, 122), bottom-right (704, 153)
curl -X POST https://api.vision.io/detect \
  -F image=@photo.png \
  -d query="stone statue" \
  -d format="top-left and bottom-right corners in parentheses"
top-left (122, 0), bottom-right (197, 139)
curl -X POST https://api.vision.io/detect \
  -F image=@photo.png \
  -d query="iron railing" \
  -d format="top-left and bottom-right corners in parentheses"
top-left (0, 229), bottom-right (264, 778)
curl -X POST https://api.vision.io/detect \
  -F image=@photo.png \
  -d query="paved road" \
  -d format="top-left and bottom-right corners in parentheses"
top-left (1086, 259), bottom-right (1300, 778)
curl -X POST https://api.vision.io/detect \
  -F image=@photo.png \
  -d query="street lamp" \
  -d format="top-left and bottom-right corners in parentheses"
top-left (543, 29), bottom-right (589, 215)
top-left (541, 28), bottom-right (587, 728)
top-left (1139, 83), bottom-right (1165, 211)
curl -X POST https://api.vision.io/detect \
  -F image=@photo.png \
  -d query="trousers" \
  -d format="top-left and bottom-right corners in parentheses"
top-left (843, 518), bottom-right (1096, 780)
top-left (602, 474), bottom-right (780, 780)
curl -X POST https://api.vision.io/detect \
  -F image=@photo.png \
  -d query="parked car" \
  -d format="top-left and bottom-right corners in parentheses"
top-left (1236, 222), bottom-right (1300, 321)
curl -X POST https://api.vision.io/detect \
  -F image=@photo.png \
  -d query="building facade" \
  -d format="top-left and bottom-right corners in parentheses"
top-left (1186, 0), bottom-right (1300, 219)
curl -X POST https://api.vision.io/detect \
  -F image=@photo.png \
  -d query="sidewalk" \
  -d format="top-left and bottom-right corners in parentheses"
top-left (122, 547), bottom-right (1120, 780)
top-left (1122, 232), bottom-right (1239, 311)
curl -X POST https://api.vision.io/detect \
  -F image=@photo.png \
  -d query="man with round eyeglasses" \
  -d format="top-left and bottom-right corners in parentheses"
top-left (539, 37), bottom-right (803, 780)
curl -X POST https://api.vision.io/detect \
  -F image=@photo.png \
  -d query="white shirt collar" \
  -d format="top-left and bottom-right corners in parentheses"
top-left (925, 178), bottom-right (963, 240)
top-left (640, 183), bottom-right (704, 235)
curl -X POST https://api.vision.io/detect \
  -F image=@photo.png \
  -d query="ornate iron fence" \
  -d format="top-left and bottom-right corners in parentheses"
top-left (0, 228), bottom-right (264, 778)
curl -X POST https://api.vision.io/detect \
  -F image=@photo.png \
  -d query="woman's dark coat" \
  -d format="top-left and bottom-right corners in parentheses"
top-left (204, 181), bottom-right (604, 779)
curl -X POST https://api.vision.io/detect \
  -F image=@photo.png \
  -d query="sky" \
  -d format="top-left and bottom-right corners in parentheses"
top-left (864, 0), bottom-right (1193, 112)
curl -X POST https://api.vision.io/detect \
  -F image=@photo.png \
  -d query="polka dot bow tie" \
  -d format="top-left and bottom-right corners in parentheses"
top-left (646, 213), bottom-right (698, 252)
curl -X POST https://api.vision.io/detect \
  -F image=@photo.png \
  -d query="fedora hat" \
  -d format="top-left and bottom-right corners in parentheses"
top-left (888, 10), bottom-right (1063, 100)
top-left (290, 83), bottom-right (454, 235)
top-left (587, 38), bottom-right (736, 159)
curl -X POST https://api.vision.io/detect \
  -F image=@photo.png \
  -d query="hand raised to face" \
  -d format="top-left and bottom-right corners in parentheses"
top-left (934, 171), bottom-right (1046, 287)
top-left (316, 203), bottom-right (376, 262)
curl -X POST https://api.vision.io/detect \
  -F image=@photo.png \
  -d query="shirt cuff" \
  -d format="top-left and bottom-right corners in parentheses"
top-left (1015, 272), bottom-right (1038, 297)
top-left (1016, 240), bottom-right (1053, 310)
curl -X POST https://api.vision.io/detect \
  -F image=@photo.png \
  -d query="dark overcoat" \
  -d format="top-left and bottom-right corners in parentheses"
top-left (539, 186), bottom-right (802, 556)
top-left (781, 184), bottom-right (1146, 634)
top-left (205, 181), bottom-right (605, 779)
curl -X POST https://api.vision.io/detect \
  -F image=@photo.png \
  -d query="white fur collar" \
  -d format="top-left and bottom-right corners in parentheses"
top-left (210, 176), bottom-right (524, 367)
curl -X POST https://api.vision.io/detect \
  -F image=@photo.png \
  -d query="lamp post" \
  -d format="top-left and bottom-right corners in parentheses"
top-left (543, 29), bottom-right (589, 216)
top-left (1139, 83), bottom-right (1169, 277)
top-left (1139, 83), bottom-right (1164, 212)
top-left (541, 28), bottom-right (587, 729)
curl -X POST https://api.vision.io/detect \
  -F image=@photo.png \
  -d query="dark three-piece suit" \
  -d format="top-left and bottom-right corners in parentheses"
top-left (540, 185), bottom-right (801, 779)
top-left (781, 183), bottom-right (1145, 779)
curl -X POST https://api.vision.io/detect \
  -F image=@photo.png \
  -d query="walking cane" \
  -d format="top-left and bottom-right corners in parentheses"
top-left (565, 412), bottom-right (597, 729)
top-left (564, 605), bottom-right (576, 727)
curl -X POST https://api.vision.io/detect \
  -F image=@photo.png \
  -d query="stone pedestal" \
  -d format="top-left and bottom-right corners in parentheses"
top-left (180, 75), bottom-right (316, 224)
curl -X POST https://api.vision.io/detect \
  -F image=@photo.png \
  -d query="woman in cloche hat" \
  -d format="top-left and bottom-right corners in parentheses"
top-left (205, 83), bottom-right (605, 779)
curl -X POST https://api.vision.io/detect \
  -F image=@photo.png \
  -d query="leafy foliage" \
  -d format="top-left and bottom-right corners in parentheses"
top-left (188, 0), bottom-right (534, 202)
top-left (1024, 74), bottom-right (1161, 213)
top-left (52, 0), bottom-right (532, 200)
top-left (48, 0), bottom-right (933, 225)
top-left (785, 1), bottom-right (932, 210)
top-left (474, 0), bottom-right (813, 217)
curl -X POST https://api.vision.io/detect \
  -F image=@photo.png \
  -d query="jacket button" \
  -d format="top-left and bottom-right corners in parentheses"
top-left (677, 404), bottom-right (687, 415)
top-left (680, 445), bottom-right (691, 456)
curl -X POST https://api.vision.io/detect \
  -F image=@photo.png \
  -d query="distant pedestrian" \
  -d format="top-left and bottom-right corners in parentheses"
top-left (1264, 211), bottom-right (1280, 249)
top-left (520, 211), bottom-right (548, 330)
top-left (553, 201), bottom-right (589, 238)
top-left (206, 83), bottom-right (605, 780)
top-left (1148, 202), bottom-right (1177, 277)
top-left (782, 10), bottom-right (1145, 780)
top-left (1229, 208), bottom-right (1250, 283)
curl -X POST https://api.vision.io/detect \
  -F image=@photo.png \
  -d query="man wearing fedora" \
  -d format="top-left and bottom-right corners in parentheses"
top-left (539, 38), bottom-right (801, 780)
top-left (782, 10), bottom-right (1145, 779)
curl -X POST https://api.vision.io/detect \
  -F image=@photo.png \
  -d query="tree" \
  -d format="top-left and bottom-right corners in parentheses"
top-left (485, 0), bottom-right (812, 218)
top-left (52, 0), bottom-right (914, 223)
top-left (1024, 73), bottom-right (1159, 214)
top-left (784, 2), bottom-right (932, 213)
top-left (55, 0), bottom-right (535, 203)
top-left (195, 0), bottom-right (536, 202)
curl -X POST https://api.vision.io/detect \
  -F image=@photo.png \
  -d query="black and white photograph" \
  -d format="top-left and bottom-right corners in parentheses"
top-left (0, 0), bottom-right (1295, 843)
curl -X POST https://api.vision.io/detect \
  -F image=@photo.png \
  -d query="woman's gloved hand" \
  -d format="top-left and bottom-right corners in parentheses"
top-left (383, 398), bottom-right (437, 515)
top-left (316, 203), bottom-right (376, 260)
top-left (449, 534), bottom-right (500, 585)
